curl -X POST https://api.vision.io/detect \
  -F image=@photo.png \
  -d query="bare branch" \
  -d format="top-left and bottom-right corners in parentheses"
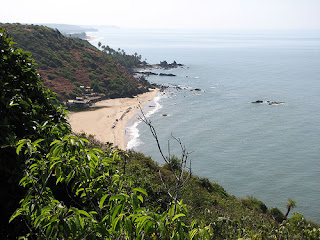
top-left (159, 170), bottom-right (173, 199)
top-left (138, 105), bottom-right (169, 165)
top-left (138, 105), bottom-right (192, 215)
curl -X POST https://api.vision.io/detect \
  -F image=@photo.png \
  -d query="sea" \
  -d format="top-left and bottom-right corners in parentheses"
top-left (88, 27), bottom-right (320, 222)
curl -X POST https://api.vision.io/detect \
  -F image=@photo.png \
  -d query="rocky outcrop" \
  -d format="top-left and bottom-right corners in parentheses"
top-left (159, 73), bottom-right (176, 77)
top-left (252, 100), bottom-right (285, 105)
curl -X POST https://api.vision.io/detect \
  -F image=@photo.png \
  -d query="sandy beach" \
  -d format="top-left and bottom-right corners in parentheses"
top-left (68, 89), bottom-right (158, 150)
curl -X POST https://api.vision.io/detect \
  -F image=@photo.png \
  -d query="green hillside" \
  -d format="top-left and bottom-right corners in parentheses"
top-left (0, 23), bottom-right (150, 101)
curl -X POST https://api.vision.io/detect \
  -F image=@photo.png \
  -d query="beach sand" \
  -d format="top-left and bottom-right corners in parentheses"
top-left (68, 89), bottom-right (158, 150)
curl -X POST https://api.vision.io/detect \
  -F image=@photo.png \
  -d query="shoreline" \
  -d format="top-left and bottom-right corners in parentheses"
top-left (68, 89), bottom-right (158, 150)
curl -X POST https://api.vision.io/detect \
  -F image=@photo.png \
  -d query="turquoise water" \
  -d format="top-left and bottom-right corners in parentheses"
top-left (89, 28), bottom-right (320, 222)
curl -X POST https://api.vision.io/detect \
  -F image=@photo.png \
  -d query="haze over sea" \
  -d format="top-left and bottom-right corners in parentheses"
top-left (89, 28), bottom-right (320, 222)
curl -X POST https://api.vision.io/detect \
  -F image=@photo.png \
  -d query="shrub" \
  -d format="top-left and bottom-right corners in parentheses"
top-left (242, 196), bottom-right (268, 214)
top-left (270, 208), bottom-right (286, 223)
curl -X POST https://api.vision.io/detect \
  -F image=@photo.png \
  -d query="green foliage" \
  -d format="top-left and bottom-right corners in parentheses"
top-left (270, 208), bottom-right (286, 223)
top-left (91, 79), bottom-right (103, 93)
top-left (100, 44), bottom-right (142, 72)
top-left (196, 177), bottom-right (229, 197)
top-left (0, 28), bottom-right (71, 237)
top-left (12, 136), bottom-right (209, 239)
top-left (168, 155), bottom-right (182, 172)
top-left (241, 196), bottom-right (268, 214)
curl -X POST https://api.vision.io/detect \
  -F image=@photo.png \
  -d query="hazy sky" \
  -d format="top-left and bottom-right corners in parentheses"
top-left (2, 0), bottom-right (320, 29)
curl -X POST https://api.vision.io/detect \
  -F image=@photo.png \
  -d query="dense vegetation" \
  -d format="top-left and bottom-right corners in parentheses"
top-left (1, 27), bottom-right (320, 239)
top-left (0, 28), bottom-right (71, 237)
top-left (0, 23), bottom-right (151, 101)
top-left (98, 43), bottom-right (146, 73)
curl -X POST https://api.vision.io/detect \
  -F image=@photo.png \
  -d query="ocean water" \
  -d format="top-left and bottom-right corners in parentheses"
top-left (89, 28), bottom-right (320, 222)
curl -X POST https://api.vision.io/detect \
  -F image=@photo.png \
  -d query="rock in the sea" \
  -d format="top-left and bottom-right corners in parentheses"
top-left (252, 100), bottom-right (263, 104)
top-left (159, 73), bottom-right (176, 77)
top-left (267, 101), bottom-right (285, 105)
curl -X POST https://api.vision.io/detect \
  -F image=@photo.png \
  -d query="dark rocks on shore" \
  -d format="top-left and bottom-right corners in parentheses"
top-left (158, 85), bottom-right (169, 92)
top-left (135, 71), bottom-right (177, 77)
top-left (135, 71), bottom-right (158, 76)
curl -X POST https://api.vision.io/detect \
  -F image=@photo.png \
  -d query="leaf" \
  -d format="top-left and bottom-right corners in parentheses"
top-left (92, 148), bottom-right (103, 154)
top-left (55, 167), bottom-right (62, 184)
top-left (136, 216), bottom-right (152, 235)
top-left (125, 218), bottom-right (133, 236)
top-left (109, 195), bottom-right (125, 202)
top-left (80, 138), bottom-right (89, 144)
top-left (33, 138), bottom-right (44, 145)
top-left (79, 216), bottom-right (84, 229)
top-left (101, 213), bottom-right (110, 223)
top-left (46, 224), bottom-right (53, 238)
top-left (133, 187), bottom-right (148, 196)
top-left (132, 194), bottom-right (139, 211)
top-left (50, 140), bottom-right (61, 146)
top-left (69, 207), bottom-right (79, 215)
top-left (65, 170), bottom-right (75, 184)
top-left (99, 194), bottom-right (109, 209)
top-left (29, 163), bottom-right (38, 171)
top-left (144, 220), bottom-right (154, 236)
top-left (112, 205), bottom-right (123, 223)
top-left (112, 215), bottom-right (123, 232)
top-left (49, 160), bottom-right (62, 170)
top-left (191, 219), bottom-right (197, 228)
top-left (137, 195), bottom-right (144, 203)
top-left (51, 145), bottom-right (62, 157)
top-left (78, 210), bottom-right (91, 218)
top-left (34, 214), bottom-right (48, 228)
top-left (9, 209), bottom-right (22, 223)
top-left (16, 139), bottom-right (27, 155)
top-left (172, 213), bottom-right (185, 222)
top-left (189, 228), bottom-right (198, 240)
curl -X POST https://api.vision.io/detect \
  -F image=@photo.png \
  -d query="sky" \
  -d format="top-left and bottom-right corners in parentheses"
top-left (1, 0), bottom-right (320, 29)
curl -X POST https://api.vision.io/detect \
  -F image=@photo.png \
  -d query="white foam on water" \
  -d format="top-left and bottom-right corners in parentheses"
top-left (126, 93), bottom-right (162, 150)
top-left (126, 120), bottom-right (142, 149)
top-left (145, 95), bottom-right (162, 117)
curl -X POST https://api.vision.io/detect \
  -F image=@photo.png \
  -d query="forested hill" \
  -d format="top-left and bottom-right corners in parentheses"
top-left (0, 23), bottom-right (150, 101)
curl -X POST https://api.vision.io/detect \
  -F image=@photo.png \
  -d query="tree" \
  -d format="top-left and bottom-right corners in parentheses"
top-left (0, 28), bottom-right (70, 238)
top-left (285, 198), bottom-right (297, 218)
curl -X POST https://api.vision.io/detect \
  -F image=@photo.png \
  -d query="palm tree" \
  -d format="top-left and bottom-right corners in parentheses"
top-left (285, 198), bottom-right (296, 218)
